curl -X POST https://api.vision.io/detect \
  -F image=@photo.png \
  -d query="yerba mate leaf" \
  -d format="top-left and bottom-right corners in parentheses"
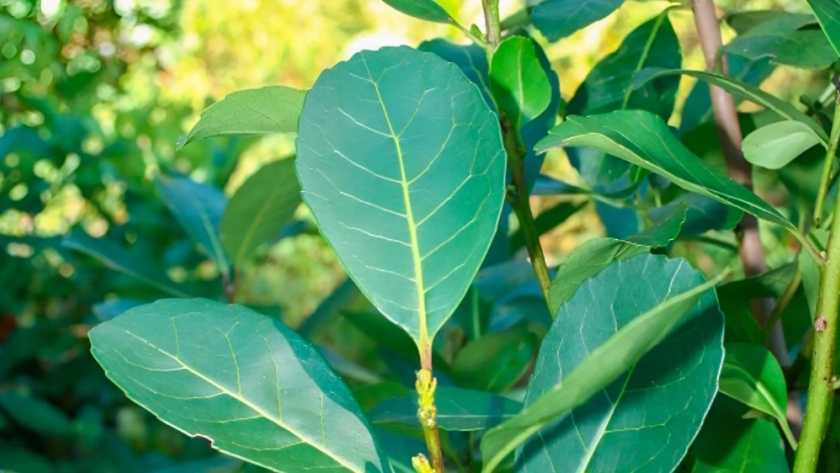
top-left (89, 299), bottom-right (389, 473)
top-left (296, 46), bottom-right (506, 346)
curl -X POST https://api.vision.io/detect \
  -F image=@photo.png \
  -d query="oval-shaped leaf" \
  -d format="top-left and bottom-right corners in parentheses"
top-left (481, 254), bottom-right (725, 472)
top-left (296, 46), bottom-right (506, 345)
top-left (178, 86), bottom-right (306, 148)
top-left (723, 13), bottom-right (836, 70)
top-left (719, 343), bottom-right (794, 445)
top-left (490, 36), bottom-right (551, 130)
top-left (743, 120), bottom-right (824, 169)
top-left (536, 110), bottom-right (797, 233)
top-left (0, 391), bottom-right (73, 436)
top-left (531, 0), bottom-right (625, 42)
top-left (154, 174), bottom-right (229, 271)
top-left (221, 158), bottom-right (302, 268)
top-left (89, 299), bottom-right (390, 473)
top-left (809, 0), bottom-right (840, 57)
top-left (450, 322), bottom-right (540, 392)
top-left (380, 0), bottom-right (453, 24)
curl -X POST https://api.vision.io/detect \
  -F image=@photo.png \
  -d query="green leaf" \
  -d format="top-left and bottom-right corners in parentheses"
top-left (743, 120), bottom-right (824, 169)
top-left (634, 68), bottom-right (829, 144)
top-left (693, 398), bottom-right (789, 473)
top-left (296, 46), bottom-right (506, 345)
top-left (380, 0), bottom-right (453, 24)
top-left (547, 204), bottom-right (686, 315)
top-left (531, 0), bottom-right (625, 42)
top-left (63, 232), bottom-right (189, 298)
top-left (368, 386), bottom-right (521, 431)
top-left (725, 10), bottom-right (791, 35)
top-left (0, 391), bottom-right (73, 436)
top-left (808, 0), bottom-right (840, 56)
top-left (719, 343), bottom-right (793, 446)
top-left (489, 36), bottom-right (551, 131)
top-left (450, 322), bottom-right (540, 392)
top-left (649, 193), bottom-right (742, 238)
top-left (417, 39), bottom-right (492, 106)
top-left (220, 158), bottom-right (302, 269)
top-left (296, 278), bottom-right (363, 338)
top-left (89, 299), bottom-right (389, 473)
top-left (178, 86), bottom-right (306, 148)
top-left (536, 110), bottom-right (797, 233)
top-left (481, 254), bottom-right (725, 472)
top-left (723, 13), bottom-right (836, 70)
top-left (154, 174), bottom-right (229, 271)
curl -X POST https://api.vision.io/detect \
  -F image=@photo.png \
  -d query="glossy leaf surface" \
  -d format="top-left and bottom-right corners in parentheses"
top-left (531, 0), bottom-right (625, 42)
top-left (489, 36), bottom-right (551, 131)
top-left (482, 255), bottom-right (725, 472)
top-left (296, 46), bottom-right (506, 344)
top-left (809, 0), bottom-right (840, 56)
top-left (179, 86), bottom-right (305, 148)
top-left (719, 343), bottom-right (789, 434)
top-left (220, 158), bottom-right (301, 268)
top-left (743, 120), bottom-right (823, 169)
top-left (89, 299), bottom-right (389, 473)
top-left (380, 0), bottom-right (452, 24)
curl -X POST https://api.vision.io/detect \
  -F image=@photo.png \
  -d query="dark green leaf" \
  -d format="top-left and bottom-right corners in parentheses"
top-left (368, 386), bottom-right (521, 431)
top-left (296, 46), bottom-right (506, 345)
top-left (154, 174), bottom-right (229, 271)
top-left (649, 193), bottom-right (742, 238)
top-left (536, 110), bottom-right (797, 233)
top-left (221, 158), bottom-right (301, 268)
top-left (489, 36), bottom-right (551, 130)
top-left (380, 0), bottom-right (453, 24)
top-left (296, 278), bottom-right (362, 338)
top-left (723, 13), bottom-right (836, 69)
top-left (634, 69), bottom-right (828, 143)
top-left (0, 391), bottom-right (73, 436)
top-left (808, 0), bottom-right (840, 56)
top-left (0, 447), bottom-right (56, 473)
top-left (531, 0), bottom-right (625, 42)
top-left (719, 343), bottom-right (792, 446)
top-left (63, 232), bottom-right (189, 298)
top-left (725, 10), bottom-right (791, 35)
top-left (450, 322), bottom-right (539, 392)
top-left (481, 254), bottom-right (725, 472)
top-left (417, 39), bottom-right (492, 107)
top-left (89, 299), bottom-right (390, 472)
top-left (179, 86), bottom-right (305, 148)
top-left (743, 120), bottom-right (823, 169)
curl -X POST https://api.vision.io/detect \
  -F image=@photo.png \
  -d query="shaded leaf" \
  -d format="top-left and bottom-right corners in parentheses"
top-left (63, 232), bottom-right (189, 298)
top-left (536, 110), bottom-right (797, 232)
top-left (489, 36), bottom-right (551, 130)
top-left (296, 46), bottom-right (506, 345)
top-left (92, 299), bottom-right (148, 322)
top-left (90, 299), bottom-right (390, 472)
top-left (531, 0), bottom-right (625, 42)
top-left (179, 86), bottom-right (305, 148)
top-left (450, 322), bottom-right (539, 392)
top-left (723, 13), bottom-right (836, 69)
top-left (725, 10), bottom-right (791, 35)
top-left (808, 0), bottom-right (840, 56)
top-left (380, 0), bottom-right (453, 24)
top-left (154, 174), bottom-right (229, 271)
top-left (649, 193), bottom-right (742, 238)
top-left (296, 278), bottom-right (362, 338)
top-left (743, 120), bottom-right (823, 169)
top-left (0, 391), bottom-right (73, 436)
top-left (368, 386), bottom-right (521, 431)
top-left (221, 158), bottom-right (302, 268)
top-left (481, 254), bottom-right (725, 472)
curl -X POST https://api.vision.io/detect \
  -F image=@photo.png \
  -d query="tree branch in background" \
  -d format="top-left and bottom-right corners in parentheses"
top-left (689, 0), bottom-right (802, 434)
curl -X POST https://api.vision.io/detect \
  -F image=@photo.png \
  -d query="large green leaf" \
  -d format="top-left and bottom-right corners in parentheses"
top-left (808, 0), bottom-right (840, 56)
top-left (723, 13), bottom-right (836, 70)
top-left (178, 86), bottom-right (305, 148)
top-left (89, 299), bottom-right (389, 473)
top-left (481, 254), bottom-right (725, 472)
top-left (693, 398), bottom-right (789, 473)
top-left (530, 0), bottom-right (625, 42)
top-left (367, 386), bottom-right (521, 431)
top-left (489, 36), bottom-right (551, 131)
top-left (719, 343), bottom-right (794, 446)
top-left (380, 0), bottom-right (453, 24)
top-left (296, 46), bottom-right (506, 345)
top-left (548, 204), bottom-right (686, 315)
top-left (633, 69), bottom-right (828, 143)
top-left (63, 232), bottom-right (189, 298)
top-left (220, 158), bottom-right (301, 269)
top-left (536, 110), bottom-right (797, 233)
top-left (743, 120), bottom-right (824, 169)
top-left (154, 174), bottom-right (229, 271)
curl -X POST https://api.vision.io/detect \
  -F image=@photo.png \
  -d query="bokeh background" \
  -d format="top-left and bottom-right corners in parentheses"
top-left (0, 0), bottom-right (825, 472)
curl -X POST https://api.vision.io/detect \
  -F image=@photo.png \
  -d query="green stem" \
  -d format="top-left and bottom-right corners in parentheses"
top-left (793, 91), bottom-right (840, 473)
top-left (762, 270), bottom-right (801, 335)
top-left (450, 20), bottom-right (488, 51)
top-left (814, 87), bottom-right (840, 228)
top-left (482, 0), bottom-right (501, 50)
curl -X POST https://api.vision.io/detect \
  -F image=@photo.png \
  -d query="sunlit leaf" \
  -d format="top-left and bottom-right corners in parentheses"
top-left (530, 0), bottom-right (625, 42)
top-left (743, 120), bottom-right (823, 169)
top-left (380, 0), bottom-right (453, 24)
top-left (489, 36), bottom-right (551, 130)
top-left (808, 0), bottom-right (840, 56)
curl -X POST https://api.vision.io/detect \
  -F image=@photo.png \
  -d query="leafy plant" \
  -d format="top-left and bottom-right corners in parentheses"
top-left (37, 0), bottom-right (840, 472)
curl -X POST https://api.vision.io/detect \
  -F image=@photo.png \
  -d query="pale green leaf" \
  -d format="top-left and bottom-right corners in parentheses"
top-left (489, 36), bottom-right (551, 130)
top-left (743, 120), bottom-right (823, 169)
top-left (296, 46), bottom-right (506, 345)
top-left (89, 299), bottom-right (390, 473)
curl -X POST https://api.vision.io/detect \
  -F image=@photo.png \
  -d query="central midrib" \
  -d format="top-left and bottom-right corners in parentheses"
top-left (363, 55), bottom-right (429, 347)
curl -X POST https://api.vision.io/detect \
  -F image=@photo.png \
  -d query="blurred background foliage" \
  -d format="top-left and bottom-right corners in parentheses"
top-left (0, 0), bottom-right (828, 471)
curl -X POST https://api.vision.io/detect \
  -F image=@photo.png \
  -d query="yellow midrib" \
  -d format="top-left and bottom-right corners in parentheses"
top-left (364, 56), bottom-right (429, 347)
